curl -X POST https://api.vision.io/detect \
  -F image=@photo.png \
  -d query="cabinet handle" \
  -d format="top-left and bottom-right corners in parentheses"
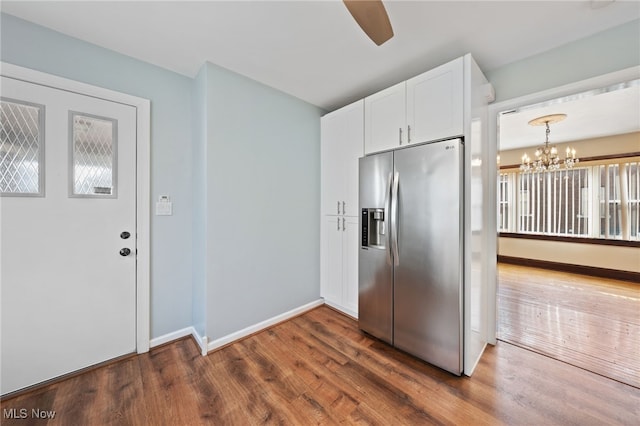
top-left (337, 201), bottom-right (340, 215)
top-left (342, 201), bottom-right (346, 214)
top-left (399, 127), bottom-right (403, 145)
top-left (337, 217), bottom-right (340, 230)
top-left (408, 125), bottom-right (411, 143)
top-left (342, 217), bottom-right (345, 231)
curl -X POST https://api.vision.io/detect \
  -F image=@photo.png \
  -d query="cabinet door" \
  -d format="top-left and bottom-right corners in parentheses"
top-left (321, 216), bottom-right (344, 306)
top-left (321, 100), bottom-right (364, 217)
top-left (406, 57), bottom-right (463, 144)
top-left (364, 82), bottom-right (406, 154)
top-left (341, 101), bottom-right (364, 216)
top-left (342, 216), bottom-right (360, 316)
top-left (321, 112), bottom-right (344, 216)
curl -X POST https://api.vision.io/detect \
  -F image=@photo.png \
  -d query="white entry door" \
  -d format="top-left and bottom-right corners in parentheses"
top-left (1, 76), bottom-right (137, 395)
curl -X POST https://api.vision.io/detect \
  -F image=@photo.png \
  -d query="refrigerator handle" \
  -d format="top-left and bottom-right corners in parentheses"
top-left (391, 171), bottom-right (400, 266)
top-left (385, 172), bottom-right (393, 265)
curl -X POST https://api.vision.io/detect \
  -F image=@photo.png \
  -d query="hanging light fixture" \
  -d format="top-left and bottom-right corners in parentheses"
top-left (520, 114), bottom-right (578, 173)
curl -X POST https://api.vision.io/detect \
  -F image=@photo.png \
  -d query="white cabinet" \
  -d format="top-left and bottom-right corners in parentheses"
top-left (364, 57), bottom-right (464, 155)
top-left (321, 100), bottom-right (363, 317)
top-left (343, 216), bottom-right (359, 314)
top-left (321, 215), bottom-right (359, 317)
top-left (407, 57), bottom-right (463, 145)
top-left (322, 216), bottom-right (344, 306)
top-left (321, 100), bottom-right (363, 217)
top-left (364, 82), bottom-right (406, 154)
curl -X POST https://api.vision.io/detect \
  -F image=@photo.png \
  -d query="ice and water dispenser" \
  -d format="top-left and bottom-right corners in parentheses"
top-left (361, 208), bottom-right (385, 249)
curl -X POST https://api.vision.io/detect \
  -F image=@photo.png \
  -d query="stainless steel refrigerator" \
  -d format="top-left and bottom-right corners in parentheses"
top-left (359, 138), bottom-right (463, 375)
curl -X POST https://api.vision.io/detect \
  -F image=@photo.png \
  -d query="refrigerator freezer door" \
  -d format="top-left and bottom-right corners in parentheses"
top-left (392, 139), bottom-right (464, 375)
top-left (358, 152), bottom-right (394, 344)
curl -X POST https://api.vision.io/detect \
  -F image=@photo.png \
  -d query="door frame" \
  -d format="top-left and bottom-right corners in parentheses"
top-left (486, 65), bottom-right (640, 346)
top-left (1, 62), bottom-right (151, 353)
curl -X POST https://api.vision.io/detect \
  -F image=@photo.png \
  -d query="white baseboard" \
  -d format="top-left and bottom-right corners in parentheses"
top-left (207, 299), bottom-right (324, 352)
top-left (150, 326), bottom-right (194, 348)
top-left (193, 331), bottom-right (208, 356)
top-left (149, 326), bottom-right (208, 356)
top-left (323, 300), bottom-right (358, 320)
top-left (148, 299), bottom-right (323, 356)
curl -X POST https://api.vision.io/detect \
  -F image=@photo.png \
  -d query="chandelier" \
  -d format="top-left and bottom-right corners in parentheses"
top-left (520, 114), bottom-right (578, 173)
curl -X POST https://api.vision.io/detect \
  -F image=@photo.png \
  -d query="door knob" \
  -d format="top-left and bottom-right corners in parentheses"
top-left (120, 248), bottom-right (131, 256)
top-left (120, 231), bottom-right (131, 239)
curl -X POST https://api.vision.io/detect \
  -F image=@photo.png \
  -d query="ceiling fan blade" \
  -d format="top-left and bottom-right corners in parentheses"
top-left (343, 0), bottom-right (394, 46)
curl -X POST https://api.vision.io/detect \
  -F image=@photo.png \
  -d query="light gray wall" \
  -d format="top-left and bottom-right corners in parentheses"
top-left (203, 62), bottom-right (322, 339)
top-left (486, 19), bottom-right (640, 103)
top-left (0, 13), bottom-right (194, 338)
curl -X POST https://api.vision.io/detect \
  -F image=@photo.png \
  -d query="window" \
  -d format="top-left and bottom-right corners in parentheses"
top-left (629, 162), bottom-right (640, 240)
top-left (598, 162), bottom-right (640, 240)
top-left (0, 99), bottom-right (45, 196)
top-left (497, 172), bottom-right (510, 232)
top-left (70, 112), bottom-right (117, 198)
top-left (498, 160), bottom-right (639, 241)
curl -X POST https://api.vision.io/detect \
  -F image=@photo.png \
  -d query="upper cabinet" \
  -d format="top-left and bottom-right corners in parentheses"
top-left (364, 82), bottom-right (406, 154)
top-left (364, 57), bottom-right (464, 155)
top-left (321, 99), bottom-right (364, 217)
top-left (406, 57), bottom-right (463, 145)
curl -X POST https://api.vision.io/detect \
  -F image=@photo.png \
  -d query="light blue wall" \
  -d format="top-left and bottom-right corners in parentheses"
top-left (202, 62), bottom-right (322, 339)
top-left (1, 12), bottom-right (322, 344)
top-left (0, 13), bottom-right (194, 338)
top-left (191, 65), bottom-right (208, 338)
top-left (486, 19), bottom-right (640, 103)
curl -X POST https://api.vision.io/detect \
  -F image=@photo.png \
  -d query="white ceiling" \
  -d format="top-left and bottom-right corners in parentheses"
top-left (2, 0), bottom-right (639, 113)
top-left (499, 81), bottom-right (640, 150)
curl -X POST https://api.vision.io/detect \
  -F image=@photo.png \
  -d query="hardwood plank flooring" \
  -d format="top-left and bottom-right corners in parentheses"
top-left (497, 262), bottom-right (640, 388)
top-left (2, 305), bottom-right (638, 425)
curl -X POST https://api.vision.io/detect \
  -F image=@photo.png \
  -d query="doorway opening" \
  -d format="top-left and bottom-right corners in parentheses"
top-left (493, 74), bottom-right (640, 388)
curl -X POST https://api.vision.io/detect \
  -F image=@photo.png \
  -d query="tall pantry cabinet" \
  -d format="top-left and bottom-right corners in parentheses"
top-left (320, 100), bottom-right (363, 317)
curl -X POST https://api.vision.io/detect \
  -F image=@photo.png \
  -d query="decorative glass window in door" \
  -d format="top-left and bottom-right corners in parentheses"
top-left (70, 112), bottom-right (117, 197)
top-left (0, 99), bottom-right (45, 196)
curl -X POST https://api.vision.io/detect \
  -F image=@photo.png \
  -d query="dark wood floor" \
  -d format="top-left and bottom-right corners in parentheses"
top-left (497, 262), bottom-right (640, 388)
top-left (2, 305), bottom-right (639, 425)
